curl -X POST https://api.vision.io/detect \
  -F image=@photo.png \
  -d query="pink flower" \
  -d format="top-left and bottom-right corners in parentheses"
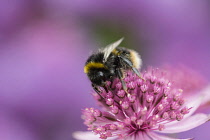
top-left (74, 67), bottom-right (210, 140)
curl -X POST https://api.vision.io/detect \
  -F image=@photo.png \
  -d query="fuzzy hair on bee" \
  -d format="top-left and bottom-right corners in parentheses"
top-left (84, 38), bottom-right (142, 93)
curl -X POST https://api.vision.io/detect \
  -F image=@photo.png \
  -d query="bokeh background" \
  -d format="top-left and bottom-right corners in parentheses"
top-left (0, 1), bottom-right (210, 140)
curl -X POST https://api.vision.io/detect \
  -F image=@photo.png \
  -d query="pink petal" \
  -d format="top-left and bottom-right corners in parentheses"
top-left (199, 85), bottom-right (210, 106)
top-left (73, 131), bottom-right (117, 140)
top-left (148, 132), bottom-right (192, 140)
top-left (73, 131), bottom-right (101, 140)
top-left (159, 113), bottom-right (210, 133)
top-left (142, 132), bottom-right (154, 140)
top-left (183, 94), bottom-right (204, 118)
top-left (127, 131), bottom-right (151, 140)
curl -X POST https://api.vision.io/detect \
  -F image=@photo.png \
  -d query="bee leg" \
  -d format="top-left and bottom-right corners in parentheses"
top-left (116, 68), bottom-right (129, 94)
top-left (92, 84), bottom-right (101, 94)
top-left (119, 56), bottom-right (144, 80)
top-left (131, 67), bottom-right (145, 80)
top-left (102, 85), bottom-right (109, 93)
top-left (92, 84), bottom-right (106, 99)
top-left (110, 80), bottom-right (114, 89)
top-left (107, 82), bottom-right (115, 93)
top-left (121, 79), bottom-right (129, 94)
top-left (102, 81), bottom-right (116, 93)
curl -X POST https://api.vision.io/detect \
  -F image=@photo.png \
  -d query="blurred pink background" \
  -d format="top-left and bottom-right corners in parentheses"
top-left (0, 1), bottom-right (210, 140)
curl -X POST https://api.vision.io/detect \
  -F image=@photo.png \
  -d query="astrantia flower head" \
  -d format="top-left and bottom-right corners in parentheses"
top-left (74, 67), bottom-right (210, 140)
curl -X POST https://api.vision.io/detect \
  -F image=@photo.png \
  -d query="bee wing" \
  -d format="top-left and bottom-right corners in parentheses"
top-left (103, 37), bottom-right (124, 62)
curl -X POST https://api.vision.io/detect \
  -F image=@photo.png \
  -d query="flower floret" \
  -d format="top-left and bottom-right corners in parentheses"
top-left (82, 68), bottom-right (195, 139)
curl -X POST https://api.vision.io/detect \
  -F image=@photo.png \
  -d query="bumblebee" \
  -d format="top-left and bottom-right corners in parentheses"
top-left (84, 38), bottom-right (142, 93)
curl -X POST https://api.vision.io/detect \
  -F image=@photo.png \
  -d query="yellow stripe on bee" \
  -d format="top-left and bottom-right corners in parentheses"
top-left (84, 62), bottom-right (106, 73)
